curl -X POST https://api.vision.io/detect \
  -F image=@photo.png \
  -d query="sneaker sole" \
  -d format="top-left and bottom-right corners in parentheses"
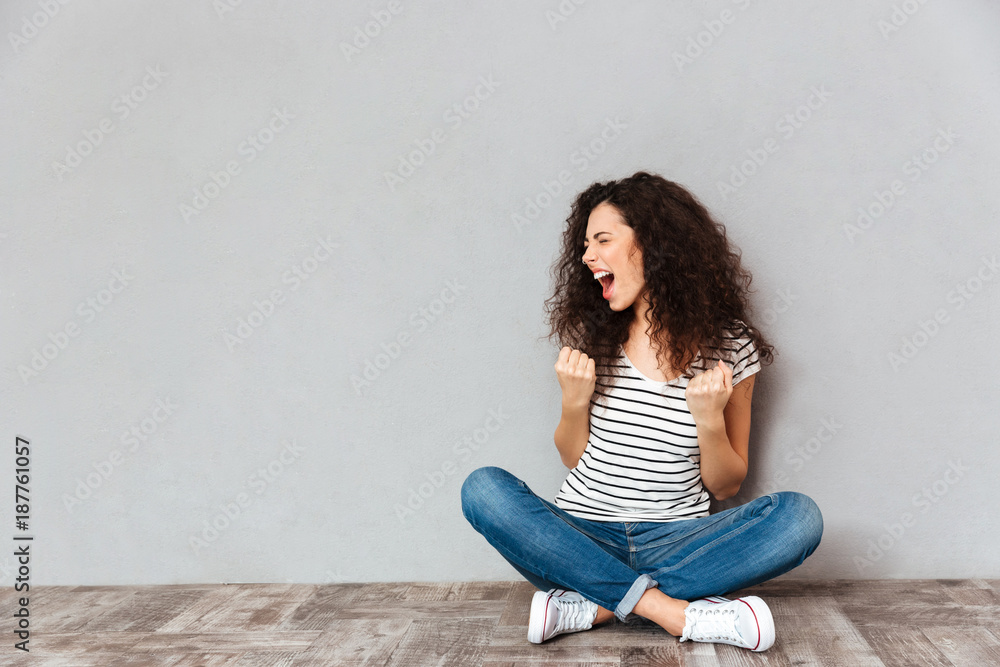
top-left (738, 596), bottom-right (775, 652)
top-left (527, 590), bottom-right (555, 644)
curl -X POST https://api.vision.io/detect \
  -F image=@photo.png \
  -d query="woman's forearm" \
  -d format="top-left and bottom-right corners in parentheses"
top-left (554, 400), bottom-right (590, 469)
top-left (696, 413), bottom-right (747, 500)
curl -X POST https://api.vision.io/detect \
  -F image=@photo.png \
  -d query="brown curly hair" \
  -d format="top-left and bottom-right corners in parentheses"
top-left (540, 171), bottom-right (774, 409)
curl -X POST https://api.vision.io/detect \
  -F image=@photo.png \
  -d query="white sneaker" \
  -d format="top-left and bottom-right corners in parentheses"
top-left (527, 588), bottom-right (598, 643)
top-left (679, 595), bottom-right (775, 652)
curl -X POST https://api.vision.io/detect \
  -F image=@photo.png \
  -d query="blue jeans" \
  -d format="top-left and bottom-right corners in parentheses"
top-left (460, 466), bottom-right (823, 623)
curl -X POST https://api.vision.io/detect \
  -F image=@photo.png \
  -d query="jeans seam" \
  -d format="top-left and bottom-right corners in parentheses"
top-left (541, 500), bottom-right (623, 550)
top-left (650, 498), bottom-right (777, 575)
top-left (633, 511), bottom-right (733, 552)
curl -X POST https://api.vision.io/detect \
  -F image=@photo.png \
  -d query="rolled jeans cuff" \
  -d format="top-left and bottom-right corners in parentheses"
top-left (614, 573), bottom-right (658, 622)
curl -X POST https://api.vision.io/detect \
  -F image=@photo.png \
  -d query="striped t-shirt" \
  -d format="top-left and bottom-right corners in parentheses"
top-left (553, 322), bottom-right (762, 522)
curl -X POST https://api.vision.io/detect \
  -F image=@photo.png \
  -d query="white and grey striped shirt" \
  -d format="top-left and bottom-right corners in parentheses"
top-left (553, 322), bottom-right (762, 522)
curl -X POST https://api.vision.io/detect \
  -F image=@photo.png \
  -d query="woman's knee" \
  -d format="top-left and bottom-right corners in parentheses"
top-left (774, 491), bottom-right (823, 553)
top-left (460, 466), bottom-right (514, 520)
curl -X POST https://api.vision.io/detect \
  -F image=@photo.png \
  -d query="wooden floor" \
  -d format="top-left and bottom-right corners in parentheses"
top-left (2, 579), bottom-right (999, 666)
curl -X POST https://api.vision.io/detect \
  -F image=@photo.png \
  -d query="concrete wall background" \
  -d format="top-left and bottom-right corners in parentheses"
top-left (1, 0), bottom-right (998, 585)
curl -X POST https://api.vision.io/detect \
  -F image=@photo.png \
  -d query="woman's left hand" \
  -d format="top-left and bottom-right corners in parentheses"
top-left (685, 359), bottom-right (732, 425)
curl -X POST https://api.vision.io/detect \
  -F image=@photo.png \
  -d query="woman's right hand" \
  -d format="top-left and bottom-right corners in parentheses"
top-left (555, 347), bottom-right (596, 409)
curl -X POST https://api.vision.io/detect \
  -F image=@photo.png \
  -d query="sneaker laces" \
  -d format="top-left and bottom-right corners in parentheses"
top-left (553, 597), bottom-right (596, 633)
top-left (681, 605), bottom-right (744, 643)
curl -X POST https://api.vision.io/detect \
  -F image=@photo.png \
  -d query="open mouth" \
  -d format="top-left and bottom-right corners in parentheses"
top-left (597, 272), bottom-right (615, 299)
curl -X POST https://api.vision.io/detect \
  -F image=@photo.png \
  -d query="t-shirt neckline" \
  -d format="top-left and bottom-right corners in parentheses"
top-left (620, 343), bottom-right (690, 385)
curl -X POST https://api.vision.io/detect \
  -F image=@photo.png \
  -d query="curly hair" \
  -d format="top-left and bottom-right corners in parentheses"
top-left (540, 171), bottom-right (774, 409)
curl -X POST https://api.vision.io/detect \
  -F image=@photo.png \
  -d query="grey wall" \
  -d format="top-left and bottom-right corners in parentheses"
top-left (2, 0), bottom-right (998, 586)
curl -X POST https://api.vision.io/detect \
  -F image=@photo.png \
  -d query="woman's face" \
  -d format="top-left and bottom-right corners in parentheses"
top-left (582, 203), bottom-right (646, 311)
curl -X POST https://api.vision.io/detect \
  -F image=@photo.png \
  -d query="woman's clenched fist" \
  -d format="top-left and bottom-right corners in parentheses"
top-left (555, 347), bottom-right (596, 409)
top-left (685, 359), bottom-right (733, 425)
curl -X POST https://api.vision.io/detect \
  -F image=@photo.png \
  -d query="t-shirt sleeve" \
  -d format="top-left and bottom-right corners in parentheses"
top-left (729, 323), bottom-right (762, 386)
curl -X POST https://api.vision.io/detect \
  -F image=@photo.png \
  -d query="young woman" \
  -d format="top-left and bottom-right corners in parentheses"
top-left (460, 171), bottom-right (823, 652)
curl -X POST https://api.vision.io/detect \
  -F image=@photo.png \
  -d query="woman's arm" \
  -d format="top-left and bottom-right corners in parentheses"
top-left (696, 374), bottom-right (754, 500)
top-left (685, 360), bottom-right (756, 500)
top-left (554, 400), bottom-right (590, 469)
top-left (553, 347), bottom-right (596, 469)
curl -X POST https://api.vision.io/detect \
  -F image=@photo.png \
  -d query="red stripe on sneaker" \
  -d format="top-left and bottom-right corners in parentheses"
top-left (739, 598), bottom-right (761, 651)
top-left (540, 590), bottom-right (567, 641)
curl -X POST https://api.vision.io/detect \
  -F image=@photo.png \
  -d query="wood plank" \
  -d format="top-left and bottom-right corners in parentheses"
top-left (483, 644), bottom-right (621, 663)
top-left (764, 596), bottom-right (883, 666)
top-left (156, 586), bottom-right (247, 633)
top-left (80, 586), bottom-right (215, 632)
top-left (713, 642), bottom-right (794, 666)
top-left (382, 618), bottom-right (495, 666)
top-left (620, 646), bottom-right (683, 667)
top-left (856, 626), bottom-right (952, 667)
top-left (232, 651), bottom-right (299, 666)
top-left (279, 583), bottom-right (366, 631)
top-left (156, 654), bottom-right (245, 666)
top-left (0, 630), bottom-right (146, 657)
top-left (841, 600), bottom-right (1000, 627)
top-left (32, 587), bottom-right (138, 632)
top-left (334, 598), bottom-right (506, 620)
top-left (128, 631), bottom-right (322, 653)
top-left (288, 618), bottom-right (411, 665)
top-left (445, 581), bottom-right (515, 601)
top-left (675, 639), bottom-right (721, 667)
top-left (937, 578), bottom-right (1000, 606)
top-left (397, 581), bottom-right (513, 602)
top-left (349, 581), bottom-right (413, 603)
top-left (173, 584), bottom-right (316, 633)
top-left (499, 581), bottom-right (538, 627)
top-left (485, 662), bottom-right (618, 667)
top-left (401, 582), bottom-right (457, 601)
top-left (489, 619), bottom-right (679, 648)
top-left (921, 626), bottom-right (1000, 665)
top-left (1, 655), bottom-right (93, 667)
